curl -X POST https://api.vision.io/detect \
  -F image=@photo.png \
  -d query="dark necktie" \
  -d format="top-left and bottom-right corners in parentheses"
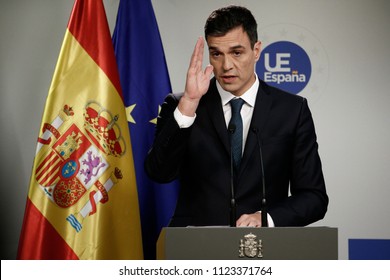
top-left (229, 98), bottom-right (245, 172)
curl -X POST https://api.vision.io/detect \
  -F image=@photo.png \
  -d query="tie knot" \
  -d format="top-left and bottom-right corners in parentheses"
top-left (230, 98), bottom-right (245, 113)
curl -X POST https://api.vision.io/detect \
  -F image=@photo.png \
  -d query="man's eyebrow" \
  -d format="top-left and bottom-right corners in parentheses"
top-left (230, 45), bottom-right (245, 50)
top-left (208, 46), bottom-right (219, 51)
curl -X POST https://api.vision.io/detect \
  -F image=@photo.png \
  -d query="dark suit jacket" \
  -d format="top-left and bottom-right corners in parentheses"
top-left (145, 78), bottom-right (328, 227)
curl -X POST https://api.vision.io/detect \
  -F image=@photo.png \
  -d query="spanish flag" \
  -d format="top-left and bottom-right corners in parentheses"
top-left (17, 0), bottom-right (143, 259)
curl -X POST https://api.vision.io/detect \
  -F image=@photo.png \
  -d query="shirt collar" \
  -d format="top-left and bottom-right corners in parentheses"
top-left (217, 73), bottom-right (259, 107)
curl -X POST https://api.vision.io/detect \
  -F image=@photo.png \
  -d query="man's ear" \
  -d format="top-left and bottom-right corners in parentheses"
top-left (254, 41), bottom-right (262, 61)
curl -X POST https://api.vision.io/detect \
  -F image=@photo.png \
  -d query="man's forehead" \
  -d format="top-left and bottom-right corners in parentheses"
top-left (208, 44), bottom-right (246, 51)
top-left (206, 27), bottom-right (251, 50)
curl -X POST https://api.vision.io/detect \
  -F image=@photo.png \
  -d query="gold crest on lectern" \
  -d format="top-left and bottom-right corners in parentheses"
top-left (239, 232), bottom-right (263, 258)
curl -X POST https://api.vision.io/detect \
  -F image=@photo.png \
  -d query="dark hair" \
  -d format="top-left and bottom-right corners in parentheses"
top-left (204, 5), bottom-right (258, 48)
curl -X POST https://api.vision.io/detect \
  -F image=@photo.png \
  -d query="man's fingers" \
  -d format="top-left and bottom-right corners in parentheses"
top-left (204, 64), bottom-right (214, 78)
top-left (236, 213), bottom-right (262, 227)
top-left (189, 37), bottom-right (204, 71)
top-left (197, 37), bottom-right (204, 66)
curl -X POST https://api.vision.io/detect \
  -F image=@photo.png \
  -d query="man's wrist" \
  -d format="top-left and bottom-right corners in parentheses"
top-left (174, 107), bottom-right (196, 128)
top-left (177, 94), bottom-right (200, 117)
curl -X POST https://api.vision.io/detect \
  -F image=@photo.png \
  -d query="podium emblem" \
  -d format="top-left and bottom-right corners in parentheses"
top-left (239, 232), bottom-right (263, 258)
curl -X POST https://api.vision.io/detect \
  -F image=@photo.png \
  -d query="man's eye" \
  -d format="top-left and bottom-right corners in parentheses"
top-left (233, 51), bottom-right (241, 56)
top-left (211, 52), bottom-right (220, 57)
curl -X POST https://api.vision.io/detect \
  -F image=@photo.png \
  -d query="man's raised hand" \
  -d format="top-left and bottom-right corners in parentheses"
top-left (178, 37), bottom-right (213, 117)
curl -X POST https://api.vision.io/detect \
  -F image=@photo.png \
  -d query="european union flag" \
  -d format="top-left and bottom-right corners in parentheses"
top-left (112, 0), bottom-right (179, 259)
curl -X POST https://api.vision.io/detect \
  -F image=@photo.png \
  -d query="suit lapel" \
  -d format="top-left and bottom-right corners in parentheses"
top-left (204, 80), bottom-right (231, 155)
top-left (240, 82), bottom-right (272, 175)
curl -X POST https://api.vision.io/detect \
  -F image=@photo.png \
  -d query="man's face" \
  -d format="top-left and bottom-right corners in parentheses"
top-left (207, 26), bottom-right (261, 96)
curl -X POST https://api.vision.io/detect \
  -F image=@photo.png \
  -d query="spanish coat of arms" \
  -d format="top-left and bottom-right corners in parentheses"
top-left (35, 101), bottom-right (125, 232)
top-left (239, 232), bottom-right (263, 258)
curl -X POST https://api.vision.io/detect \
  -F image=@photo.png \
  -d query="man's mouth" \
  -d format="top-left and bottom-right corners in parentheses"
top-left (221, 75), bottom-right (237, 83)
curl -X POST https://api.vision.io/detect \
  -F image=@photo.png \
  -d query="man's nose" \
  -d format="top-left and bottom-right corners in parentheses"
top-left (222, 56), bottom-right (233, 71)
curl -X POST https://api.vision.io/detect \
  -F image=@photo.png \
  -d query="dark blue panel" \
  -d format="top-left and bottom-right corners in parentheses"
top-left (349, 239), bottom-right (390, 260)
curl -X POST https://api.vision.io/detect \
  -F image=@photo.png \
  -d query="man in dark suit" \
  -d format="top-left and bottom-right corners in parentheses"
top-left (145, 5), bottom-right (328, 227)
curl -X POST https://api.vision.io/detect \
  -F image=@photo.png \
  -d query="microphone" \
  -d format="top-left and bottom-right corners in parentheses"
top-left (251, 127), bottom-right (268, 227)
top-left (228, 123), bottom-right (236, 227)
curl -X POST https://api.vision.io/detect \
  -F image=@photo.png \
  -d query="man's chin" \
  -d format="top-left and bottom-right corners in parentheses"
top-left (219, 83), bottom-right (239, 95)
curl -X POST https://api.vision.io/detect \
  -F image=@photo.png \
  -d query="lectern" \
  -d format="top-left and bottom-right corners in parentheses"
top-left (157, 227), bottom-right (338, 260)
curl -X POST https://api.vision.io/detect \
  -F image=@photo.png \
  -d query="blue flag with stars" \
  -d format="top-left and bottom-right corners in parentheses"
top-left (112, 0), bottom-right (179, 259)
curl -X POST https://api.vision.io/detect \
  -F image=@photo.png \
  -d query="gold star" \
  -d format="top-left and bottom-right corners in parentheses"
top-left (125, 104), bottom-right (136, 124)
top-left (150, 105), bottom-right (161, 125)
